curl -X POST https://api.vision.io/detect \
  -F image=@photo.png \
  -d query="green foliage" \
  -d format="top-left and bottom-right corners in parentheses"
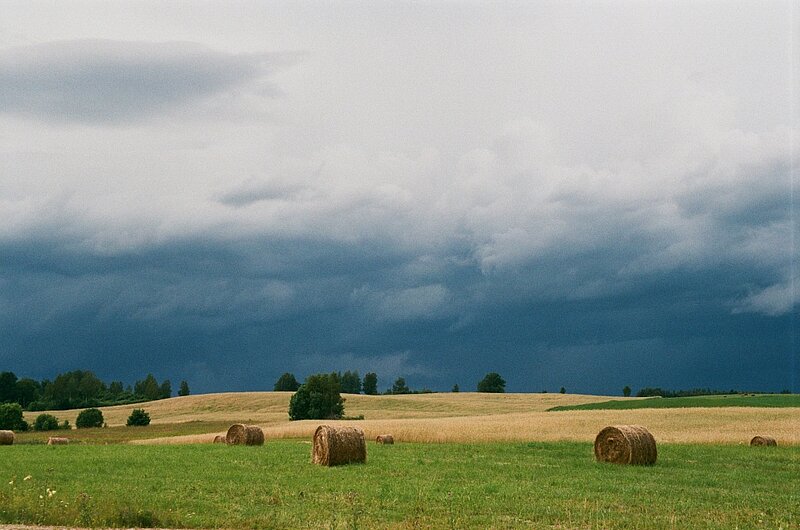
top-left (46, 370), bottom-right (106, 409)
top-left (33, 413), bottom-right (60, 431)
top-left (76, 408), bottom-right (104, 428)
top-left (288, 373), bottom-right (344, 420)
top-left (126, 409), bottom-right (151, 426)
top-left (0, 402), bottom-right (28, 431)
top-left (273, 373), bottom-right (300, 392)
top-left (390, 377), bottom-right (410, 395)
top-left (362, 372), bottom-right (378, 395)
top-left (108, 381), bottom-right (124, 396)
top-left (0, 371), bottom-right (18, 403)
top-left (340, 370), bottom-right (361, 394)
top-left (477, 372), bottom-right (506, 393)
top-left (452, 384), bottom-right (459, 392)
top-left (549, 393), bottom-right (800, 411)
top-left (134, 374), bottom-right (161, 401)
top-left (178, 380), bottom-right (190, 396)
top-left (559, 387), bottom-right (566, 394)
top-left (159, 380), bottom-right (172, 399)
top-left (623, 385), bottom-right (632, 397)
top-left (14, 378), bottom-right (40, 408)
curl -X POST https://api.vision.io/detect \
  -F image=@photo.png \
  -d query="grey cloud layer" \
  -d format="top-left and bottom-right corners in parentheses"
top-left (0, 1), bottom-right (796, 392)
top-left (0, 40), bottom-right (283, 123)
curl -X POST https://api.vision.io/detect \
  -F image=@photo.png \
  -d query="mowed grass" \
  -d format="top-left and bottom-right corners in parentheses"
top-left (549, 394), bottom-right (800, 412)
top-left (0, 441), bottom-right (797, 529)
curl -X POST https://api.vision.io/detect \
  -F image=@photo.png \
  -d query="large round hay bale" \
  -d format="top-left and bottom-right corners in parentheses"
top-left (312, 425), bottom-right (367, 466)
top-left (213, 434), bottom-right (226, 444)
top-left (376, 434), bottom-right (394, 444)
top-left (0, 430), bottom-right (14, 445)
top-left (750, 435), bottom-right (777, 447)
top-left (225, 424), bottom-right (264, 446)
top-left (594, 425), bottom-right (657, 465)
top-left (47, 437), bottom-right (69, 445)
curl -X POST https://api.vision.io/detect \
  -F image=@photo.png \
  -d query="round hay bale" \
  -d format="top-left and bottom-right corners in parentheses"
top-left (225, 424), bottom-right (264, 446)
top-left (213, 434), bottom-right (226, 444)
top-left (0, 430), bottom-right (14, 445)
top-left (750, 435), bottom-right (777, 447)
top-left (594, 425), bottom-right (657, 465)
top-left (47, 437), bottom-right (69, 445)
top-left (312, 425), bottom-right (367, 466)
top-left (376, 434), bottom-right (394, 444)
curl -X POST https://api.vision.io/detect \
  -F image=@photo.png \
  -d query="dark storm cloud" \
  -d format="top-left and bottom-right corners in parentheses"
top-left (0, 215), bottom-right (795, 394)
top-left (0, 40), bottom-right (285, 123)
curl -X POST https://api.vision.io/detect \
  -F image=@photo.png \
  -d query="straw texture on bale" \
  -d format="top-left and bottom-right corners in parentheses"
top-left (0, 430), bottom-right (13, 445)
top-left (213, 434), bottom-right (226, 444)
top-left (750, 435), bottom-right (777, 447)
top-left (47, 437), bottom-right (69, 445)
top-left (312, 425), bottom-right (367, 466)
top-left (594, 425), bottom-right (657, 465)
top-left (376, 434), bottom-right (394, 444)
top-left (225, 424), bottom-right (265, 446)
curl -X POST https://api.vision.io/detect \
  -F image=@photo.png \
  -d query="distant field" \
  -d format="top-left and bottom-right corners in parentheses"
top-left (19, 392), bottom-right (800, 446)
top-left (549, 394), bottom-right (800, 411)
top-left (1, 442), bottom-right (797, 529)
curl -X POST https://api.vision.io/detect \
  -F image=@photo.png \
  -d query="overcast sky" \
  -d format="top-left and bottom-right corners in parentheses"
top-left (0, 1), bottom-right (797, 394)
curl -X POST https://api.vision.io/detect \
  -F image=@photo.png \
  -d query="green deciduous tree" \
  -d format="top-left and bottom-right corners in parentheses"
top-left (623, 386), bottom-right (632, 397)
top-left (134, 374), bottom-right (161, 401)
top-left (273, 373), bottom-right (300, 392)
top-left (159, 380), bottom-right (172, 399)
top-left (75, 408), bottom-right (104, 429)
top-left (391, 377), bottom-right (410, 395)
top-left (33, 414), bottom-right (60, 431)
top-left (362, 373), bottom-right (378, 395)
top-left (340, 371), bottom-right (362, 394)
top-left (0, 372), bottom-right (18, 403)
top-left (0, 403), bottom-right (28, 431)
top-left (288, 374), bottom-right (344, 420)
top-left (452, 384), bottom-right (459, 392)
top-left (477, 372), bottom-right (506, 393)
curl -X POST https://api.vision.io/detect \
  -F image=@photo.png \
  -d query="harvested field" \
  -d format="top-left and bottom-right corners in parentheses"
top-left (14, 392), bottom-right (797, 447)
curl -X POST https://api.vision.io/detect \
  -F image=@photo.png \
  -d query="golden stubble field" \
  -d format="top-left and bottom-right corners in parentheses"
top-left (28, 391), bottom-right (797, 446)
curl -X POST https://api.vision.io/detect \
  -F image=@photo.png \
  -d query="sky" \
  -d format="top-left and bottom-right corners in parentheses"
top-left (0, 1), bottom-right (797, 395)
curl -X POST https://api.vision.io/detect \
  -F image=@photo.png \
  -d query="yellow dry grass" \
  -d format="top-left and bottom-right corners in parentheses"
top-left (110, 392), bottom-right (799, 446)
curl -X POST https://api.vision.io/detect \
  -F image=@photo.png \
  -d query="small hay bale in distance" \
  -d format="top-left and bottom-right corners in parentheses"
top-left (225, 424), bottom-right (264, 446)
top-left (47, 437), bottom-right (69, 445)
top-left (594, 425), bottom-right (657, 465)
top-left (376, 434), bottom-right (394, 444)
top-left (312, 425), bottom-right (367, 466)
top-left (213, 434), bottom-right (226, 444)
top-left (750, 435), bottom-right (777, 447)
top-left (0, 430), bottom-right (14, 445)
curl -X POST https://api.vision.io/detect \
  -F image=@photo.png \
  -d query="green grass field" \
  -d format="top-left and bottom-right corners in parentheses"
top-left (1, 441), bottom-right (797, 529)
top-left (548, 394), bottom-right (800, 412)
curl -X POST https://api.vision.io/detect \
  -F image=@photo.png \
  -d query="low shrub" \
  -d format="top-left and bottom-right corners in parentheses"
top-left (76, 408), bottom-right (104, 429)
top-left (126, 409), bottom-right (151, 427)
top-left (33, 413), bottom-right (60, 431)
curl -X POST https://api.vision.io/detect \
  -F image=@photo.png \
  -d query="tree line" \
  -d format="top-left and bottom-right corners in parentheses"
top-left (0, 370), bottom-right (190, 411)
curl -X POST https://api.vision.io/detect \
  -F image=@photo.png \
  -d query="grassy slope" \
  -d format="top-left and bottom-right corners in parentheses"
top-left (18, 392), bottom-right (800, 446)
top-left (549, 394), bottom-right (800, 411)
top-left (0, 442), bottom-right (797, 529)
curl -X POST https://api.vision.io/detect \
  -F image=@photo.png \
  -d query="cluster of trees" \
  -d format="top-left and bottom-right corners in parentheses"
top-left (631, 387), bottom-right (792, 398)
top-left (276, 371), bottom-right (510, 396)
top-left (0, 370), bottom-right (190, 411)
top-left (275, 371), bottom-right (378, 395)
